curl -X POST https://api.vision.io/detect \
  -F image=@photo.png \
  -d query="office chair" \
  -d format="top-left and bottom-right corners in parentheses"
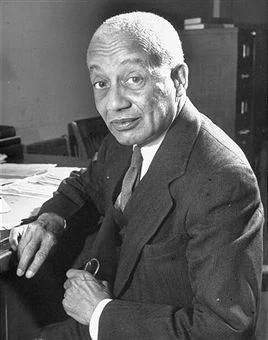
top-left (68, 117), bottom-right (109, 159)
top-left (25, 135), bottom-right (70, 156)
top-left (0, 125), bottom-right (23, 159)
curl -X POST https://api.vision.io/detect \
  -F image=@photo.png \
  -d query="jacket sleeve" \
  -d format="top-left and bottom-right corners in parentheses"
top-left (98, 163), bottom-right (264, 340)
top-left (39, 137), bottom-right (110, 220)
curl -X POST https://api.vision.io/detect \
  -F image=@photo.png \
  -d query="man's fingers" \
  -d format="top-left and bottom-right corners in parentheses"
top-left (9, 225), bottom-right (28, 251)
top-left (17, 226), bottom-right (33, 259)
top-left (9, 213), bottom-right (64, 278)
top-left (9, 228), bottom-right (20, 251)
top-left (25, 234), bottom-right (56, 278)
top-left (66, 268), bottom-right (90, 278)
top-left (62, 302), bottom-right (85, 325)
top-left (16, 232), bottom-right (55, 278)
top-left (16, 238), bottom-right (40, 277)
top-left (16, 226), bottom-right (39, 276)
top-left (63, 279), bottom-right (72, 290)
top-left (102, 280), bottom-right (109, 289)
top-left (25, 249), bottom-right (47, 279)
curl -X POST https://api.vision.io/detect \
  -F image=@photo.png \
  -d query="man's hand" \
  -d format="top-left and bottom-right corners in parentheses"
top-left (9, 212), bottom-right (65, 278)
top-left (63, 269), bottom-right (112, 325)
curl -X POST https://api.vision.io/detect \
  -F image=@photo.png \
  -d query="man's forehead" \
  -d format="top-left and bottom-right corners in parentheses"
top-left (88, 31), bottom-right (142, 54)
top-left (87, 35), bottom-right (150, 71)
top-left (88, 56), bottom-right (148, 74)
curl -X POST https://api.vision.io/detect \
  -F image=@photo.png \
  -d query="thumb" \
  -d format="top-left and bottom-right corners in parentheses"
top-left (101, 280), bottom-right (109, 289)
top-left (9, 224), bottom-right (28, 251)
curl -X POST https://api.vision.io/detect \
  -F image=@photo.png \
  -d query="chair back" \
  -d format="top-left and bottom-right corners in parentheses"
top-left (26, 136), bottom-right (70, 156)
top-left (0, 125), bottom-right (23, 159)
top-left (68, 117), bottom-right (108, 158)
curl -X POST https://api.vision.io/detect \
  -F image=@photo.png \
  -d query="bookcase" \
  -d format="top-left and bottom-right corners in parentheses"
top-left (180, 27), bottom-right (267, 167)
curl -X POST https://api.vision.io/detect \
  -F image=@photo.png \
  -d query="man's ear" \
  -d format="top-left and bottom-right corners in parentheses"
top-left (171, 63), bottom-right (189, 99)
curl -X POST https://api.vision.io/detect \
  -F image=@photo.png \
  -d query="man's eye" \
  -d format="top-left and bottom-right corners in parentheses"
top-left (125, 76), bottom-right (144, 86)
top-left (93, 81), bottom-right (108, 90)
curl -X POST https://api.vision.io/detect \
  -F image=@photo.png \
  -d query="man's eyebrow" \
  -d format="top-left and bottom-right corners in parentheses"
top-left (89, 64), bottom-right (101, 73)
top-left (120, 58), bottom-right (147, 67)
top-left (89, 58), bottom-right (146, 73)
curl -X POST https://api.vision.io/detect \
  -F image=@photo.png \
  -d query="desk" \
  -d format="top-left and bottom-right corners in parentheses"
top-left (1, 154), bottom-right (89, 273)
top-left (12, 152), bottom-right (89, 167)
top-left (1, 154), bottom-right (90, 340)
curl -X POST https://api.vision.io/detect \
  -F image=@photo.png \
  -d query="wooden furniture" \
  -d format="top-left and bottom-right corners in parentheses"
top-left (0, 125), bottom-right (23, 159)
top-left (180, 27), bottom-right (267, 167)
top-left (0, 154), bottom-right (90, 340)
top-left (8, 152), bottom-right (89, 167)
top-left (25, 135), bottom-right (71, 156)
top-left (1, 154), bottom-right (89, 271)
top-left (68, 117), bottom-right (108, 159)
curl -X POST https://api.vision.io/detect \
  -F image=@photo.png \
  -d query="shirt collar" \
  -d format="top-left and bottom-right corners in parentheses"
top-left (137, 94), bottom-right (187, 179)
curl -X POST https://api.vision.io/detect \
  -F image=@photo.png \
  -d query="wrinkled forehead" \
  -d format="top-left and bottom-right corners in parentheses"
top-left (88, 30), bottom-right (143, 57)
top-left (87, 29), bottom-right (161, 68)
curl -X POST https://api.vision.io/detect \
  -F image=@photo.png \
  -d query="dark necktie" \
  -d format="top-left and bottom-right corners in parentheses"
top-left (117, 145), bottom-right (143, 211)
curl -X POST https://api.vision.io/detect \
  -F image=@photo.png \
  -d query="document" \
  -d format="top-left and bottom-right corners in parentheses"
top-left (0, 163), bottom-right (56, 179)
top-left (0, 166), bottom-right (80, 229)
top-left (0, 167), bottom-right (80, 198)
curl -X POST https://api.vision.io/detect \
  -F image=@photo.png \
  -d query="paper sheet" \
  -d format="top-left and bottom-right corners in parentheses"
top-left (0, 163), bottom-right (57, 179)
top-left (0, 194), bottom-right (46, 229)
top-left (0, 167), bottom-right (80, 198)
top-left (0, 196), bottom-right (11, 213)
top-left (0, 166), bottom-right (81, 229)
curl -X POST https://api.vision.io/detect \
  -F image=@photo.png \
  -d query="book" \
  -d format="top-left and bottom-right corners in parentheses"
top-left (0, 125), bottom-right (16, 139)
top-left (0, 136), bottom-right (21, 148)
top-left (184, 17), bottom-right (233, 25)
top-left (0, 228), bottom-right (11, 252)
top-left (0, 143), bottom-right (23, 158)
top-left (184, 23), bottom-right (235, 30)
top-left (0, 136), bottom-right (22, 158)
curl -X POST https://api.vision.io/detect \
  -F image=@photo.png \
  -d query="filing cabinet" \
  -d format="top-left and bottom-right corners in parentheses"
top-left (181, 27), bottom-right (267, 167)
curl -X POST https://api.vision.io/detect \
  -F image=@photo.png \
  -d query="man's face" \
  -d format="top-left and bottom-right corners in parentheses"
top-left (87, 33), bottom-right (178, 146)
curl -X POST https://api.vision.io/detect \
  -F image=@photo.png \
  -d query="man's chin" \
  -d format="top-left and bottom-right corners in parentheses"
top-left (113, 133), bottom-right (141, 147)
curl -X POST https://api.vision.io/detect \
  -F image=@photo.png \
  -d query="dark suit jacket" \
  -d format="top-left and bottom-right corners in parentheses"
top-left (40, 99), bottom-right (264, 339)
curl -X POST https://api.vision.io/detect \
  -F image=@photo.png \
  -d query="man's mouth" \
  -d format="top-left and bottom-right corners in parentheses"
top-left (110, 117), bottom-right (140, 131)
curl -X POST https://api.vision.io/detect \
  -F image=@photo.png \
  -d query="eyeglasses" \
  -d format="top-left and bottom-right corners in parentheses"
top-left (83, 257), bottom-right (100, 277)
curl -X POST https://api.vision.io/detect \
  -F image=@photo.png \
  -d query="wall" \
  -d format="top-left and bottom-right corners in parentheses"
top-left (1, 1), bottom-right (102, 143)
top-left (0, 0), bottom-right (213, 143)
top-left (231, 0), bottom-right (268, 24)
top-left (1, 0), bottom-right (267, 144)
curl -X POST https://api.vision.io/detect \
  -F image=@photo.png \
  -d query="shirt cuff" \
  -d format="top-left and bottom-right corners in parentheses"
top-left (89, 299), bottom-right (112, 340)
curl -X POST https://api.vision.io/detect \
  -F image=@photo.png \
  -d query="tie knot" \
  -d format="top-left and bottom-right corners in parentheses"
top-left (131, 145), bottom-right (143, 168)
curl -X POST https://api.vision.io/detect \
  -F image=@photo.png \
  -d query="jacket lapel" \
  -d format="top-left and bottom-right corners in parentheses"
top-left (90, 143), bottom-right (132, 282)
top-left (114, 98), bottom-right (202, 296)
top-left (105, 142), bottom-right (132, 204)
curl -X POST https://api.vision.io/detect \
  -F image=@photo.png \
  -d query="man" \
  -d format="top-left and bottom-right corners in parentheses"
top-left (10, 11), bottom-right (263, 340)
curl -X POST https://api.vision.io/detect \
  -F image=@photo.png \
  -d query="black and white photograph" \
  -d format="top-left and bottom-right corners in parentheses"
top-left (0, 1), bottom-right (267, 339)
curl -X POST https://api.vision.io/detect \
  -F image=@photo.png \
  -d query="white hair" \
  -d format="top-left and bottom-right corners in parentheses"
top-left (90, 11), bottom-right (184, 68)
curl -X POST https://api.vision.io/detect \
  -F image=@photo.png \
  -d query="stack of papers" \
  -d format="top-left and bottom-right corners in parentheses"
top-left (0, 163), bottom-right (57, 179)
top-left (0, 154), bottom-right (7, 164)
top-left (1, 166), bottom-right (80, 198)
top-left (0, 165), bottom-right (81, 229)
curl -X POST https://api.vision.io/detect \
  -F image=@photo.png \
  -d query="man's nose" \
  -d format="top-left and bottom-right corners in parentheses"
top-left (106, 85), bottom-right (131, 112)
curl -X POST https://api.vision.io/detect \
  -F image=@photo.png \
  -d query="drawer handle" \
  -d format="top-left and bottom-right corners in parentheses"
top-left (237, 129), bottom-right (250, 135)
top-left (241, 101), bottom-right (248, 115)
top-left (241, 73), bottom-right (250, 79)
top-left (242, 44), bottom-right (251, 58)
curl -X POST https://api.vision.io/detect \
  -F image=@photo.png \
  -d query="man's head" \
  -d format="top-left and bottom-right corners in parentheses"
top-left (87, 11), bottom-right (188, 146)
